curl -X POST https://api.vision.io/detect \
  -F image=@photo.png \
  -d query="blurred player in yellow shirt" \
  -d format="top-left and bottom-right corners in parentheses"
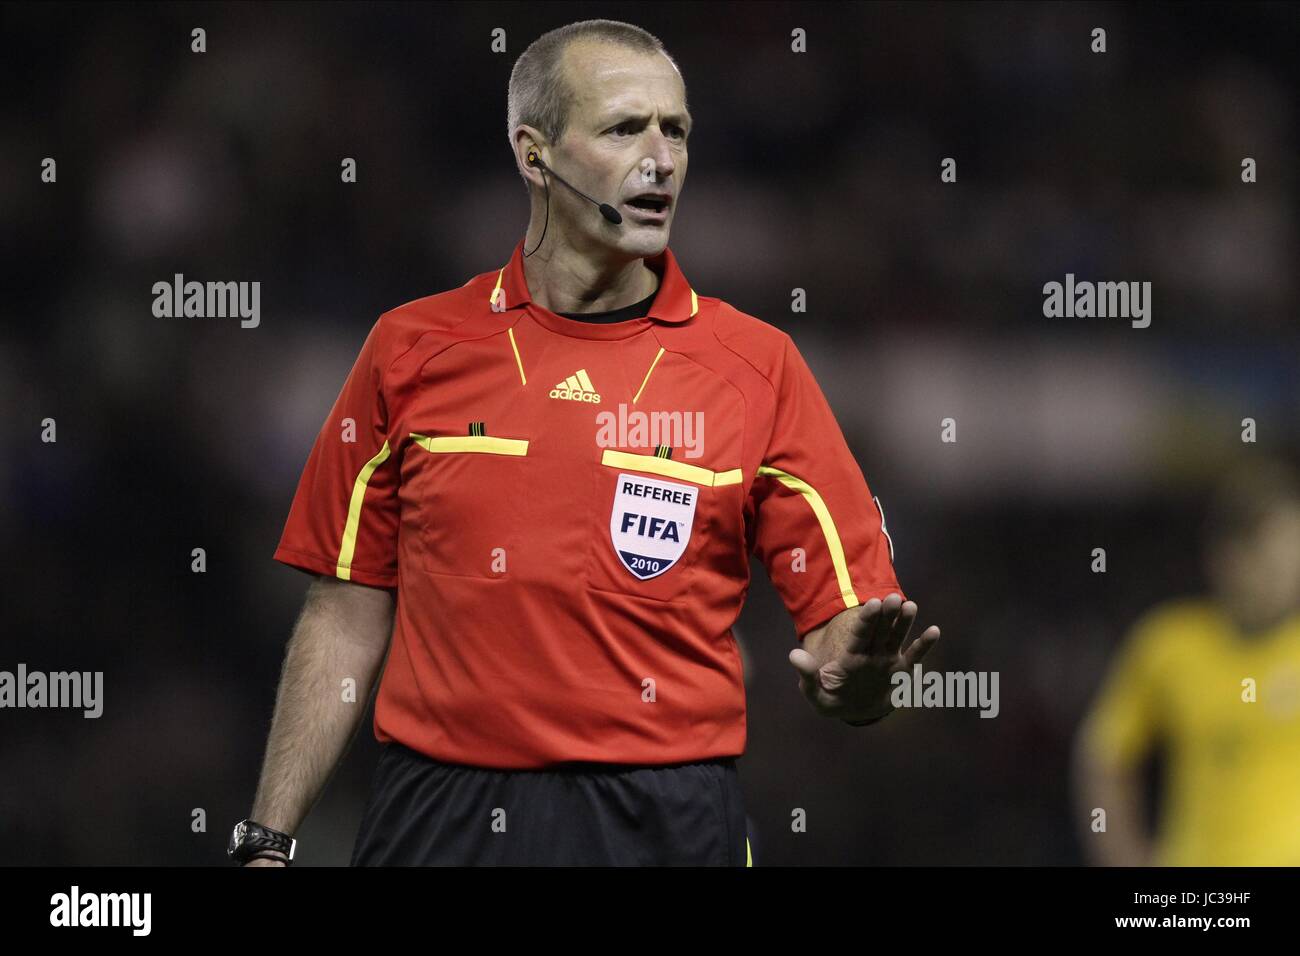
top-left (1074, 459), bottom-right (1300, 865)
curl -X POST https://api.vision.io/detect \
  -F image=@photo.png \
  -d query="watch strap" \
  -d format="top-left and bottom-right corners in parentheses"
top-left (230, 820), bottom-right (296, 864)
top-left (843, 709), bottom-right (893, 727)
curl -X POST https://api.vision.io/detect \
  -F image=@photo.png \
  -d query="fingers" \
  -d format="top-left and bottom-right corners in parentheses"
top-left (794, 609), bottom-right (942, 716)
top-left (844, 597), bottom-right (884, 655)
top-left (881, 600), bottom-right (918, 658)
top-left (900, 625), bottom-right (942, 668)
top-left (846, 593), bottom-right (905, 657)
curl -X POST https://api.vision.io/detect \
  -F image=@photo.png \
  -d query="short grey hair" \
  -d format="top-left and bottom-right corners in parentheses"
top-left (507, 19), bottom-right (685, 189)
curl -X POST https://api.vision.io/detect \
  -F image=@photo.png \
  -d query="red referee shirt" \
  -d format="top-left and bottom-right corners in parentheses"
top-left (274, 238), bottom-right (905, 768)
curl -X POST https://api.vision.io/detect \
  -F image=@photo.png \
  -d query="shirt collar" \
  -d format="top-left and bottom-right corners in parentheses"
top-left (488, 237), bottom-right (699, 323)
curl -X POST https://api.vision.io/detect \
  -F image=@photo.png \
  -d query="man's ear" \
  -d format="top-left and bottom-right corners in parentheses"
top-left (513, 127), bottom-right (547, 185)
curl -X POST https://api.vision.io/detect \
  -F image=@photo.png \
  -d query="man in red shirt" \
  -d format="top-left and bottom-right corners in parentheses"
top-left (232, 18), bottom-right (940, 868)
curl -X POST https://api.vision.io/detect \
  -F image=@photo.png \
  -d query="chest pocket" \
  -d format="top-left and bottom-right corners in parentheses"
top-left (404, 430), bottom-right (530, 579)
top-left (585, 448), bottom-right (744, 603)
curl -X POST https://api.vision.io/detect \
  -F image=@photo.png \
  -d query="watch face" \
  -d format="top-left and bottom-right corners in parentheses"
top-left (229, 821), bottom-right (247, 853)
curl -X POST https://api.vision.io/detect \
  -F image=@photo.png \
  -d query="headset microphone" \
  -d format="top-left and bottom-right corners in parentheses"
top-left (527, 150), bottom-right (623, 225)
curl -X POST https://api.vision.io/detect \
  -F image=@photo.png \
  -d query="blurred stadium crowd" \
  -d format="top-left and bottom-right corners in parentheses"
top-left (0, 2), bottom-right (1295, 864)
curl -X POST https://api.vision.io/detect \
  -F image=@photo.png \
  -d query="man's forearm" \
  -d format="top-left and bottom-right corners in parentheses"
top-left (248, 579), bottom-right (394, 837)
top-left (1072, 742), bottom-right (1153, 866)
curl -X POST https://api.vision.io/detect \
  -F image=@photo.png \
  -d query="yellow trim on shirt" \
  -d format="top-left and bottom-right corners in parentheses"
top-left (490, 267), bottom-right (505, 308)
top-left (411, 434), bottom-right (529, 456)
top-left (632, 347), bottom-right (665, 404)
top-left (336, 439), bottom-right (393, 581)
top-left (507, 327), bottom-right (526, 385)
top-left (602, 449), bottom-right (741, 487)
top-left (756, 464), bottom-right (860, 609)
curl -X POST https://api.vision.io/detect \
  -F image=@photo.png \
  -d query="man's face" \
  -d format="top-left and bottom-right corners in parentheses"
top-left (1209, 503), bottom-right (1300, 622)
top-left (547, 39), bottom-right (690, 258)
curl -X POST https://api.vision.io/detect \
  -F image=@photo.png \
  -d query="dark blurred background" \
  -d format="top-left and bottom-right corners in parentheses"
top-left (1, 1), bottom-right (1295, 865)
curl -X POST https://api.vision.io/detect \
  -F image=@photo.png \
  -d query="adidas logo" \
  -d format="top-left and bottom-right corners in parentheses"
top-left (549, 368), bottom-right (601, 403)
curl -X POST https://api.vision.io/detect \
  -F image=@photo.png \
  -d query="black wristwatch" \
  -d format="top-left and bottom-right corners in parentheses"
top-left (228, 819), bottom-right (297, 865)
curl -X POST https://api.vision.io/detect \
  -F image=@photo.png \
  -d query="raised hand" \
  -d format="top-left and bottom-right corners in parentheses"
top-left (788, 594), bottom-right (941, 723)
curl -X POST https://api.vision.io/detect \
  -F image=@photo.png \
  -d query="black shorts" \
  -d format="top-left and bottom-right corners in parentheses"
top-left (350, 741), bottom-right (751, 866)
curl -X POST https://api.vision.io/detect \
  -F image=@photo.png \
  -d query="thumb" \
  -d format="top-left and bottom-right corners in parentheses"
top-left (788, 647), bottom-right (821, 683)
top-left (788, 648), bottom-right (829, 706)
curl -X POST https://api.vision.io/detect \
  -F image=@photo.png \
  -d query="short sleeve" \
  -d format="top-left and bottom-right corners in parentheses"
top-left (748, 334), bottom-right (904, 637)
top-left (272, 317), bottom-right (399, 588)
top-left (1079, 613), bottom-right (1168, 770)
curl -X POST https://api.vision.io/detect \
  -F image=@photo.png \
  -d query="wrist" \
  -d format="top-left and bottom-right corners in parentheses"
top-left (244, 850), bottom-right (289, 866)
top-left (228, 819), bottom-right (297, 865)
top-left (843, 704), bottom-right (895, 727)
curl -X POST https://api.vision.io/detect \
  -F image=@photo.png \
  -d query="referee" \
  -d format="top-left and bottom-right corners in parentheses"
top-left (232, 18), bottom-right (940, 868)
